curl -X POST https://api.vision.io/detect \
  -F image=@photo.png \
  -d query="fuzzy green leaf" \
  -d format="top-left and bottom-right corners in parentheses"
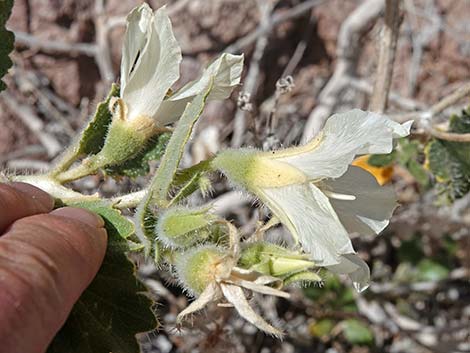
top-left (148, 80), bottom-right (213, 206)
top-left (169, 159), bottom-right (214, 204)
top-left (157, 205), bottom-right (217, 249)
top-left (367, 151), bottom-right (397, 167)
top-left (0, 0), bottom-right (14, 91)
top-left (133, 190), bottom-right (161, 263)
top-left (407, 159), bottom-right (429, 187)
top-left (47, 230), bottom-right (157, 353)
top-left (68, 200), bottom-right (134, 239)
top-left (341, 319), bottom-right (374, 345)
top-left (395, 138), bottom-right (430, 187)
top-left (426, 107), bottom-right (470, 202)
top-left (78, 84), bottom-right (120, 155)
top-left (397, 138), bottom-right (420, 165)
top-left (105, 132), bottom-right (171, 178)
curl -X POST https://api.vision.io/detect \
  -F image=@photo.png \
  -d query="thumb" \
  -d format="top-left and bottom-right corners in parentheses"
top-left (0, 207), bottom-right (107, 353)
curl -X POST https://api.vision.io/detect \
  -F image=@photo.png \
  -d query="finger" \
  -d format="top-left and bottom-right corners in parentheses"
top-left (0, 207), bottom-right (107, 353)
top-left (0, 183), bottom-right (55, 233)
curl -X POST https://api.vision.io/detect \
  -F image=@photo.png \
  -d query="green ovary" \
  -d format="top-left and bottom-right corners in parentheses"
top-left (213, 149), bottom-right (307, 189)
top-left (177, 246), bottom-right (226, 295)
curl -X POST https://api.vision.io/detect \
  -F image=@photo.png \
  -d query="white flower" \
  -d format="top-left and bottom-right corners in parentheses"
top-left (175, 226), bottom-right (289, 337)
top-left (120, 4), bottom-right (181, 123)
top-left (213, 109), bottom-right (413, 291)
top-left (120, 4), bottom-right (243, 125)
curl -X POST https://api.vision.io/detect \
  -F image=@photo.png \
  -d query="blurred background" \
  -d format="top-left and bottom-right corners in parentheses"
top-left (1, 0), bottom-right (469, 352)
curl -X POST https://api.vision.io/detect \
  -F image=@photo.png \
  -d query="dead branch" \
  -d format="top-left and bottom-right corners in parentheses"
top-left (301, 0), bottom-right (385, 143)
top-left (429, 82), bottom-right (470, 118)
top-left (1, 92), bottom-right (62, 157)
top-left (13, 70), bottom-right (76, 137)
top-left (0, 145), bottom-right (46, 164)
top-left (225, 0), bottom-right (325, 54)
top-left (348, 77), bottom-right (426, 111)
top-left (429, 127), bottom-right (470, 142)
top-left (13, 0), bottom-right (195, 91)
top-left (230, 0), bottom-right (275, 148)
top-left (393, 82), bottom-right (470, 123)
top-left (281, 12), bottom-right (317, 78)
top-left (394, 82), bottom-right (470, 142)
top-left (403, 0), bottom-right (442, 96)
top-left (14, 31), bottom-right (96, 56)
top-left (369, 0), bottom-right (402, 113)
top-left (94, 0), bottom-right (115, 86)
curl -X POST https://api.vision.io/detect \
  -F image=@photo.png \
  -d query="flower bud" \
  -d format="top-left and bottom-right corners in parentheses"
top-left (212, 149), bottom-right (307, 190)
top-left (156, 206), bottom-right (218, 249)
top-left (282, 270), bottom-right (322, 286)
top-left (239, 242), bottom-right (316, 277)
top-left (175, 245), bottom-right (229, 295)
top-left (93, 111), bottom-right (157, 168)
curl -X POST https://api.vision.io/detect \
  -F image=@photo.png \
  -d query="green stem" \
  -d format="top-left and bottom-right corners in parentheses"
top-left (54, 155), bottom-right (104, 183)
top-left (48, 138), bottom-right (82, 177)
top-left (111, 190), bottom-right (147, 208)
top-left (12, 174), bottom-right (149, 210)
top-left (11, 175), bottom-right (99, 204)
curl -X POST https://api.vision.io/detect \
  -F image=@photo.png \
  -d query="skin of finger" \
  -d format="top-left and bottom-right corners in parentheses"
top-left (0, 213), bottom-right (107, 353)
top-left (0, 183), bottom-right (54, 233)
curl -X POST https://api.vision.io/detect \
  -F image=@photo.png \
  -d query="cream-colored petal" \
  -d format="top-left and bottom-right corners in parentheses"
top-left (154, 53), bottom-right (243, 125)
top-left (176, 282), bottom-right (220, 324)
top-left (120, 3), bottom-right (153, 94)
top-left (221, 283), bottom-right (283, 337)
top-left (226, 279), bottom-right (290, 298)
top-left (326, 253), bottom-right (370, 292)
top-left (274, 109), bottom-right (412, 179)
top-left (122, 6), bottom-right (182, 121)
top-left (260, 183), bottom-right (355, 267)
top-left (322, 166), bottom-right (397, 235)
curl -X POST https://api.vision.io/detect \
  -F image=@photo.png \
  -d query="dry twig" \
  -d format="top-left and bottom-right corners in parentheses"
top-left (14, 31), bottom-right (96, 56)
top-left (302, 0), bottom-right (385, 143)
top-left (225, 0), bottom-right (325, 54)
top-left (94, 0), bottom-right (115, 87)
top-left (395, 82), bottom-right (470, 142)
top-left (369, 0), bottom-right (402, 113)
top-left (281, 11), bottom-right (317, 78)
top-left (230, 0), bottom-right (275, 148)
top-left (403, 0), bottom-right (442, 96)
top-left (0, 145), bottom-right (46, 164)
top-left (1, 92), bottom-right (62, 157)
top-left (348, 78), bottom-right (426, 111)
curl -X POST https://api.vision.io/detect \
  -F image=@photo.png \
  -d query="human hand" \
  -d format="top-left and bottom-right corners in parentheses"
top-left (0, 183), bottom-right (107, 353)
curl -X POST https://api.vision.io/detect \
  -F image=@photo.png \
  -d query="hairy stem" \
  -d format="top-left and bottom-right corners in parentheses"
top-left (11, 175), bottom-right (99, 204)
top-left (48, 137), bottom-right (83, 177)
top-left (53, 155), bottom-right (104, 183)
top-left (111, 190), bottom-right (147, 209)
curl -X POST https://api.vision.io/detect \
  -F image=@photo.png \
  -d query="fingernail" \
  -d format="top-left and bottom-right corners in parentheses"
top-left (9, 182), bottom-right (55, 210)
top-left (51, 207), bottom-right (105, 228)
